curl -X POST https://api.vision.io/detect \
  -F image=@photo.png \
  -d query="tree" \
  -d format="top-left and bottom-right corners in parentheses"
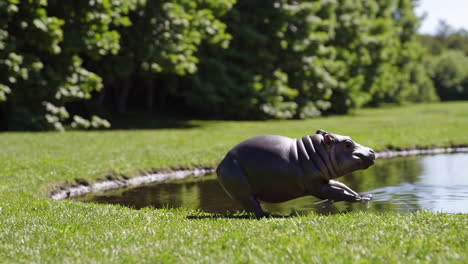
top-left (0, 0), bottom-right (439, 129)
top-left (430, 50), bottom-right (468, 100)
top-left (0, 0), bottom-right (234, 129)
top-left (0, 0), bottom-right (144, 130)
top-left (186, 0), bottom-right (437, 119)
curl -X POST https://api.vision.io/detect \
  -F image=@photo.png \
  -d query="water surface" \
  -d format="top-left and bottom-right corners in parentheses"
top-left (76, 153), bottom-right (468, 215)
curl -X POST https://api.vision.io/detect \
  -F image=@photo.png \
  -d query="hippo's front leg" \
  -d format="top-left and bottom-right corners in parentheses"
top-left (316, 180), bottom-right (372, 202)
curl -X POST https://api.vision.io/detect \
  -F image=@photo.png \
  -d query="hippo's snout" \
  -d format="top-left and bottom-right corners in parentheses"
top-left (353, 148), bottom-right (375, 168)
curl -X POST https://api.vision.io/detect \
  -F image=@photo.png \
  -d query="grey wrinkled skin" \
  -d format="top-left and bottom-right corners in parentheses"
top-left (216, 130), bottom-right (376, 217)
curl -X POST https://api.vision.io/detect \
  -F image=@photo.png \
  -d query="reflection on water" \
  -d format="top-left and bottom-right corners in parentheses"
top-left (366, 153), bottom-right (468, 214)
top-left (76, 153), bottom-right (468, 215)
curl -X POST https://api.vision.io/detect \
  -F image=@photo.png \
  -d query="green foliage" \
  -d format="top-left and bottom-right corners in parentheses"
top-left (429, 50), bottom-right (468, 100)
top-left (1, 0), bottom-right (235, 130)
top-left (0, 0), bottom-right (145, 130)
top-left (420, 20), bottom-right (468, 56)
top-left (331, 0), bottom-right (437, 107)
top-left (185, 1), bottom-right (339, 119)
top-left (0, 0), bottom-right (440, 129)
top-left (119, 0), bottom-right (234, 76)
top-left (418, 21), bottom-right (468, 101)
top-left (186, 0), bottom-right (437, 119)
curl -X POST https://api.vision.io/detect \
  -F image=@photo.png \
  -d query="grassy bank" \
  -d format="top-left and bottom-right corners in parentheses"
top-left (1, 102), bottom-right (468, 263)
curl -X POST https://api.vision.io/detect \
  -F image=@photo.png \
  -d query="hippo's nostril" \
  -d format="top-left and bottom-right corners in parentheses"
top-left (369, 149), bottom-right (375, 154)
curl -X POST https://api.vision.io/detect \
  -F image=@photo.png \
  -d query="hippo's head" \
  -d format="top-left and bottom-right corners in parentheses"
top-left (316, 129), bottom-right (375, 177)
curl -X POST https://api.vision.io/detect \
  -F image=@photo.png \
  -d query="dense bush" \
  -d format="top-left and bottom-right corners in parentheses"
top-left (0, 0), bottom-right (144, 130)
top-left (0, 0), bottom-right (234, 129)
top-left (419, 22), bottom-right (468, 101)
top-left (429, 51), bottom-right (468, 100)
top-left (185, 0), bottom-right (437, 119)
top-left (0, 0), bottom-right (439, 130)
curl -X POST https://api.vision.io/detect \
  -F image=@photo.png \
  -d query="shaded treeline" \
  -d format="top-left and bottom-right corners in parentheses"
top-left (418, 21), bottom-right (468, 101)
top-left (0, 0), bottom-right (446, 130)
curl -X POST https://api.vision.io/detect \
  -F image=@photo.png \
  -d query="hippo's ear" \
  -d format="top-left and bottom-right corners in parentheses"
top-left (317, 130), bottom-right (334, 146)
top-left (316, 129), bottom-right (328, 136)
top-left (323, 133), bottom-right (334, 146)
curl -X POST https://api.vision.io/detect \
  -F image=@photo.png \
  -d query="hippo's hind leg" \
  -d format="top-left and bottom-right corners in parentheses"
top-left (216, 156), bottom-right (268, 218)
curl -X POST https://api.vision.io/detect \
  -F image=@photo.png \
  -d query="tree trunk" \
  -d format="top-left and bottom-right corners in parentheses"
top-left (146, 79), bottom-right (154, 110)
top-left (0, 102), bottom-right (7, 130)
top-left (118, 79), bottom-right (131, 113)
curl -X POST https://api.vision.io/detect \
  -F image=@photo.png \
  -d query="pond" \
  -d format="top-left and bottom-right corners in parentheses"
top-left (75, 153), bottom-right (468, 215)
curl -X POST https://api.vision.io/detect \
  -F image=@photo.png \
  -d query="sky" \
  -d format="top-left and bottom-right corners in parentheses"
top-left (415, 0), bottom-right (468, 34)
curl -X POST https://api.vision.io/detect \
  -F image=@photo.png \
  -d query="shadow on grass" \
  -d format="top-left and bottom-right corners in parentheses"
top-left (0, 110), bottom-right (202, 132)
top-left (186, 213), bottom-right (295, 220)
top-left (186, 204), bottom-right (346, 219)
top-left (108, 113), bottom-right (200, 130)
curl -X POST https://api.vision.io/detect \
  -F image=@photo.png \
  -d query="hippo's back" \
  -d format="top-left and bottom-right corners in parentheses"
top-left (222, 135), bottom-right (305, 202)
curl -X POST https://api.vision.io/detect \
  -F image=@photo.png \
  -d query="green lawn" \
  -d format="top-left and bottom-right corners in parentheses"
top-left (1, 102), bottom-right (468, 263)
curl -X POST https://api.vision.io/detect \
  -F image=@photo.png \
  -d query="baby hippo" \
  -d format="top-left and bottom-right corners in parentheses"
top-left (216, 130), bottom-right (375, 217)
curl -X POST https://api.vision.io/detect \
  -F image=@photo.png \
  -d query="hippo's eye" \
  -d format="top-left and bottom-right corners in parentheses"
top-left (344, 141), bottom-right (354, 150)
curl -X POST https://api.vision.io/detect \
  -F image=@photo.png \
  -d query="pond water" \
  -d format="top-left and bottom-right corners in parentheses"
top-left (76, 153), bottom-right (468, 215)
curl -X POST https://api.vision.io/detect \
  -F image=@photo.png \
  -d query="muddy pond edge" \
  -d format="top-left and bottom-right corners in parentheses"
top-left (49, 146), bottom-right (468, 201)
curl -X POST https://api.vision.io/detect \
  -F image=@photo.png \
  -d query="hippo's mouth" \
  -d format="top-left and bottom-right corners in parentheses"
top-left (353, 153), bottom-right (375, 167)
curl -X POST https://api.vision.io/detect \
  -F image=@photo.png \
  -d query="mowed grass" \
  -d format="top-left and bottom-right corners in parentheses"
top-left (1, 102), bottom-right (468, 263)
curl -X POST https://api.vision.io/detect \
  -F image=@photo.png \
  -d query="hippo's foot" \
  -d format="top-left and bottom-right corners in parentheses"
top-left (358, 193), bottom-right (373, 203)
top-left (252, 210), bottom-right (270, 219)
top-left (316, 180), bottom-right (363, 202)
top-left (238, 195), bottom-right (270, 218)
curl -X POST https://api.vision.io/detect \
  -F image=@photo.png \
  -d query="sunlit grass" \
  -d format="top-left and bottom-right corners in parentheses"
top-left (1, 102), bottom-right (468, 262)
